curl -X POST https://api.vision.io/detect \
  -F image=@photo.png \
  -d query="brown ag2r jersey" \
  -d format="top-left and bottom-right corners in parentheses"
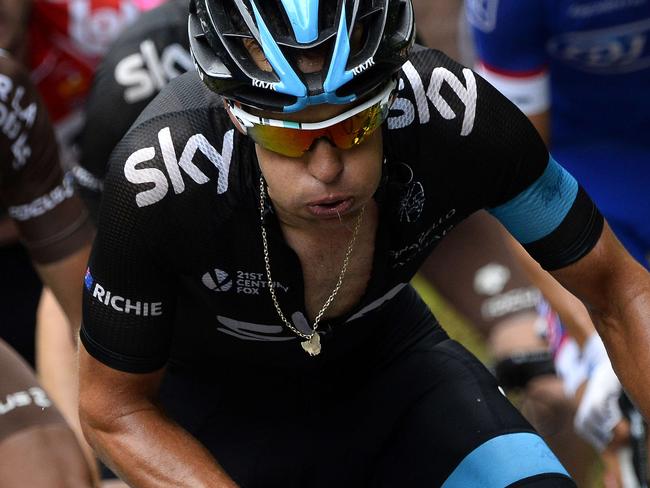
top-left (0, 52), bottom-right (93, 263)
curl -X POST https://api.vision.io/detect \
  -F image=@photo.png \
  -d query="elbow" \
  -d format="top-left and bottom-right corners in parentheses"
top-left (78, 393), bottom-right (114, 449)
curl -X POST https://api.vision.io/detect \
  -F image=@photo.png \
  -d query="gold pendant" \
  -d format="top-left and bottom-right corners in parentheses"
top-left (301, 333), bottom-right (321, 356)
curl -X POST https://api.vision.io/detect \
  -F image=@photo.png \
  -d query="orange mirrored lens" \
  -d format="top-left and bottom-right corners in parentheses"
top-left (246, 102), bottom-right (388, 157)
top-left (328, 103), bottom-right (387, 149)
top-left (247, 125), bottom-right (327, 157)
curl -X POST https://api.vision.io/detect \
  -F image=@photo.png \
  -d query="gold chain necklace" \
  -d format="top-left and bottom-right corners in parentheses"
top-left (259, 177), bottom-right (365, 356)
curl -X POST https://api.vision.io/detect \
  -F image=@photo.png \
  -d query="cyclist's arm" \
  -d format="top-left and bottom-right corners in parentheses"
top-left (550, 223), bottom-right (650, 419)
top-left (0, 52), bottom-right (97, 478)
top-left (0, 338), bottom-right (94, 488)
top-left (78, 346), bottom-right (238, 488)
top-left (527, 111), bottom-right (550, 146)
top-left (35, 245), bottom-right (91, 334)
top-left (78, 108), bottom-right (243, 484)
top-left (507, 236), bottom-right (594, 347)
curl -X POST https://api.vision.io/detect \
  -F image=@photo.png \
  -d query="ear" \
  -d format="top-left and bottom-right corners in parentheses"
top-left (223, 100), bottom-right (247, 134)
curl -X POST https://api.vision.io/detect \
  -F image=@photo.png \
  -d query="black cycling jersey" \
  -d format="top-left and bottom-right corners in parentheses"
top-left (81, 46), bottom-right (602, 374)
top-left (0, 53), bottom-right (93, 263)
top-left (80, 46), bottom-right (594, 487)
top-left (76, 0), bottom-right (191, 218)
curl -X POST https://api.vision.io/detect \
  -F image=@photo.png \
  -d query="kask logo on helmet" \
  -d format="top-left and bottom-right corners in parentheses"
top-left (352, 57), bottom-right (376, 76)
top-left (252, 79), bottom-right (277, 90)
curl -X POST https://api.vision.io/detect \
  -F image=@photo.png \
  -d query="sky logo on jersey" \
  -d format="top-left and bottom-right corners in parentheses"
top-left (124, 128), bottom-right (234, 207)
top-left (115, 40), bottom-right (193, 103)
top-left (86, 269), bottom-right (162, 317)
top-left (0, 387), bottom-right (52, 416)
top-left (388, 62), bottom-right (477, 136)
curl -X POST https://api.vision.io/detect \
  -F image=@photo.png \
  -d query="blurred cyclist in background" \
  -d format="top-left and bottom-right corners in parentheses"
top-left (466, 0), bottom-right (650, 485)
top-left (0, 1), bottom-right (163, 484)
top-left (0, 48), bottom-right (95, 487)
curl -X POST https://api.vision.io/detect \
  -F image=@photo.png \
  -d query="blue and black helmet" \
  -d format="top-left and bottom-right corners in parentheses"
top-left (188, 0), bottom-right (414, 112)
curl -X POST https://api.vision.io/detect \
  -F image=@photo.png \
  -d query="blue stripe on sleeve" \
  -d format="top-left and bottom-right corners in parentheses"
top-left (488, 156), bottom-right (578, 244)
top-left (441, 432), bottom-right (570, 488)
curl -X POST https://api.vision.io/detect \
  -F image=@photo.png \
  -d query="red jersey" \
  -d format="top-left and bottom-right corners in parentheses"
top-left (28, 1), bottom-right (162, 126)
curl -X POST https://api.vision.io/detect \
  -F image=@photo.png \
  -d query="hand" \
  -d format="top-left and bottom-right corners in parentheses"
top-left (573, 349), bottom-right (625, 451)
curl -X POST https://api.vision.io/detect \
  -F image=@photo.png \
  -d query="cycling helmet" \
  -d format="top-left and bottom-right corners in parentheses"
top-left (188, 0), bottom-right (414, 112)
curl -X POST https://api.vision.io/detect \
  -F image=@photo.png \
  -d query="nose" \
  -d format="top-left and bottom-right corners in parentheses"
top-left (305, 138), bottom-right (344, 184)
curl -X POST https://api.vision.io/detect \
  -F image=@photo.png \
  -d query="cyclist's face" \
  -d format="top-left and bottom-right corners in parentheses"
top-left (0, 0), bottom-right (30, 55)
top-left (256, 119), bottom-right (383, 227)
top-left (240, 36), bottom-right (384, 226)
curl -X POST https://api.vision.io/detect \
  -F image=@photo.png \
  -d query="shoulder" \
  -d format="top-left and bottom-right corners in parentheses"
top-left (0, 53), bottom-right (32, 90)
top-left (101, 73), bottom-right (252, 222)
top-left (102, 0), bottom-right (189, 70)
top-left (79, 2), bottom-right (192, 184)
top-left (131, 72), bottom-right (221, 127)
top-left (95, 0), bottom-right (191, 105)
top-left (389, 46), bottom-right (482, 143)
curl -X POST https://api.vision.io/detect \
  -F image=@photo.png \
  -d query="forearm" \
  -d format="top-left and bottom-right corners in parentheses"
top-left (36, 289), bottom-right (100, 484)
top-left (552, 223), bottom-right (650, 419)
top-left (35, 243), bottom-right (92, 336)
top-left (82, 406), bottom-right (239, 488)
top-left (587, 274), bottom-right (650, 420)
top-left (508, 236), bottom-right (595, 346)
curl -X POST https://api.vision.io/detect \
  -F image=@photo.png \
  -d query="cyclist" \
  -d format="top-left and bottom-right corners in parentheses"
top-left (0, 50), bottom-right (96, 485)
top-left (78, 1), bottom-right (650, 486)
top-left (78, 1), bottom-right (568, 434)
top-left (466, 0), bottom-right (650, 479)
top-left (0, 51), bottom-right (93, 345)
top-left (76, 0), bottom-right (190, 218)
top-left (79, 0), bottom-right (566, 437)
top-left (467, 0), bottom-right (650, 268)
top-left (0, 338), bottom-right (94, 487)
top-left (0, 0), bottom-right (167, 452)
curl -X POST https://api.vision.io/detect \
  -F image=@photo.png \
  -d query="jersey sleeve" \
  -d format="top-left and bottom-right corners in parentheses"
top-left (390, 47), bottom-right (603, 271)
top-left (466, 0), bottom-right (550, 115)
top-left (0, 55), bottom-right (94, 264)
top-left (487, 156), bottom-right (604, 270)
top-left (80, 126), bottom-right (177, 374)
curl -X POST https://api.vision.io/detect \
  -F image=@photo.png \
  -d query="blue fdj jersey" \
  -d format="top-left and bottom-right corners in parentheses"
top-left (468, 0), bottom-right (650, 264)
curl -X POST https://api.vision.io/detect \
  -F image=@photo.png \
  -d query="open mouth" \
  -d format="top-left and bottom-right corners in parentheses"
top-left (307, 198), bottom-right (353, 218)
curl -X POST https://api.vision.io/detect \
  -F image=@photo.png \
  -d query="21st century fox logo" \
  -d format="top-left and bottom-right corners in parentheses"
top-left (85, 268), bottom-right (162, 316)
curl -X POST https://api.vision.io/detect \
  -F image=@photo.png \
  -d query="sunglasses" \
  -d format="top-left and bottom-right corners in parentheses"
top-left (227, 80), bottom-right (397, 158)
